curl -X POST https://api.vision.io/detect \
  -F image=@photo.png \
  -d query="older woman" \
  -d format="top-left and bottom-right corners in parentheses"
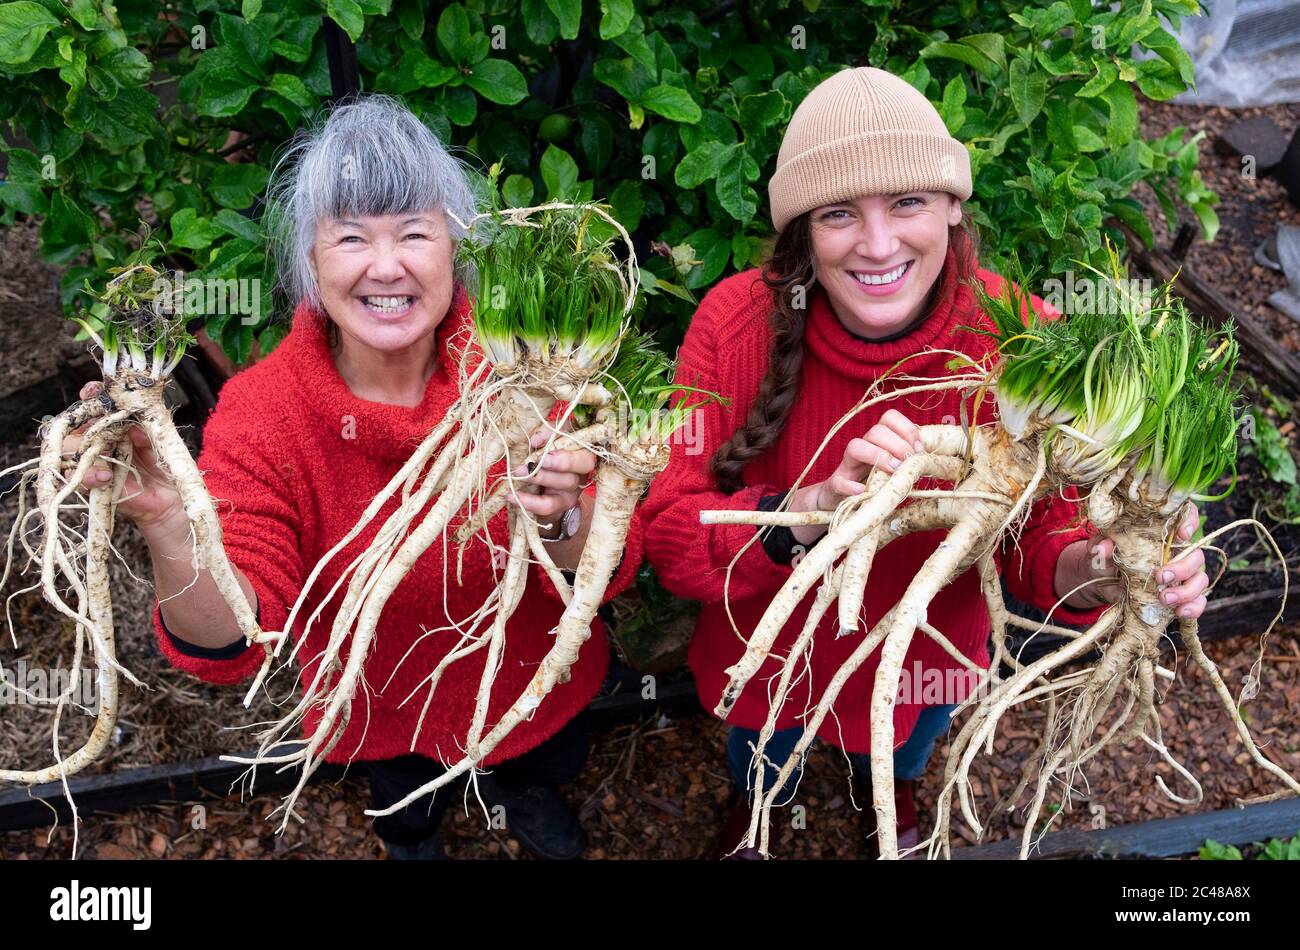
top-left (641, 66), bottom-right (1210, 858)
top-left (72, 95), bottom-right (642, 860)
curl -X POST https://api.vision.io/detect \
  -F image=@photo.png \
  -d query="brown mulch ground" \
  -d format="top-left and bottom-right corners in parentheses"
top-left (0, 220), bottom-right (85, 398)
top-left (3, 627), bottom-right (1296, 861)
top-left (3, 99), bottom-right (1300, 861)
top-left (1134, 97), bottom-right (1300, 362)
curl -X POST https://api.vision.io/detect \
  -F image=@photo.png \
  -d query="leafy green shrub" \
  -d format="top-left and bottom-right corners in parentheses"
top-left (1200, 831), bottom-right (1300, 860)
top-left (879, 0), bottom-right (1220, 271)
top-left (0, 0), bottom-right (1217, 362)
top-left (1244, 397), bottom-right (1300, 524)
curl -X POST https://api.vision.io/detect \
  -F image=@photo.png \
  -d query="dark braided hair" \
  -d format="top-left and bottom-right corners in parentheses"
top-left (709, 212), bottom-right (981, 494)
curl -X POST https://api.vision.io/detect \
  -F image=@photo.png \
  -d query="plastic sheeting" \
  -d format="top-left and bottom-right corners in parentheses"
top-left (1166, 0), bottom-right (1300, 107)
top-left (1263, 225), bottom-right (1300, 326)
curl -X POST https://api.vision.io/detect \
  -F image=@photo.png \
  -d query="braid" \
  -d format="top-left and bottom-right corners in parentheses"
top-left (710, 214), bottom-right (816, 494)
top-left (709, 209), bottom-right (981, 495)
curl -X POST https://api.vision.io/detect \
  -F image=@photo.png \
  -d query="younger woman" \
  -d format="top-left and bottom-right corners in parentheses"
top-left (641, 67), bottom-right (1208, 857)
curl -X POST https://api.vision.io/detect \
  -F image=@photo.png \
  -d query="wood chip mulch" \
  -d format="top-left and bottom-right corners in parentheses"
top-left (1133, 96), bottom-right (1300, 362)
top-left (4, 624), bottom-right (1295, 861)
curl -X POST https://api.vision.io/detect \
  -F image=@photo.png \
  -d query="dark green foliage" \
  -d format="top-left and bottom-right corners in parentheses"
top-left (1, 0), bottom-right (1215, 362)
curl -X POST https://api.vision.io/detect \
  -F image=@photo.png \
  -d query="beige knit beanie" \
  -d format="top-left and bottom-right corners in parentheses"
top-left (768, 66), bottom-right (972, 233)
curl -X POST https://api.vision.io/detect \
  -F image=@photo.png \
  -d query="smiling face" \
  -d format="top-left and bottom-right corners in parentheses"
top-left (309, 208), bottom-right (456, 357)
top-left (808, 192), bottom-right (963, 339)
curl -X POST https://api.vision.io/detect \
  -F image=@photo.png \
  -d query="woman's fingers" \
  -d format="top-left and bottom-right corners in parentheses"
top-left (1161, 566), bottom-right (1208, 607)
top-left (508, 487), bottom-right (570, 519)
top-left (511, 449), bottom-right (594, 484)
top-left (826, 473), bottom-right (867, 502)
top-left (1158, 547), bottom-right (1204, 586)
top-left (511, 467), bottom-right (581, 494)
top-left (865, 423), bottom-right (916, 472)
top-left (1175, 594), bottom-right (1207, 620)
top-left (842, 438), bottom-right (877, 477)
top-left (880, 409), bottom-right (924, 454)
top-left (846, 435), bottom-right (899, 474)
top-left (536, 449), bottom-right (596, 476)
top-left (1156, 520), bottom-right (1209, 616)
top-left (822, 411), bottom-right (922, 510)
top-left (507, 446), bottom-right (589, 519)
top-left (527, 415), bottom-right (576, 451)
top-left (79, 381), bottom-right (103, 401)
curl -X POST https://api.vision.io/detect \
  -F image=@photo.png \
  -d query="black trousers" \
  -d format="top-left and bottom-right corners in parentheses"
top-left (364, 711), bottom-right (591, 845)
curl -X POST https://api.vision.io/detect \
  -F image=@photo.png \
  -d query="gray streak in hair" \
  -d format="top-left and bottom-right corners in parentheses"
top-left (265, 93), bottom-right (481, 312)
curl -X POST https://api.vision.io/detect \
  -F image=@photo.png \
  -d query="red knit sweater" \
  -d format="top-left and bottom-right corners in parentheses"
top-left (640, 248), bottom-right (1106, 755)
top-left (151, 284), bottom-right (642, 765)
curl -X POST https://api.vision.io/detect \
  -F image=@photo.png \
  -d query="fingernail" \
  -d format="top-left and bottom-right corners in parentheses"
top-left (540, 453), bottom-right (553, 468)
top-left (95, 470), bottom-right (112, 482)
top-left (1162, 570), bottom-right (1173, 583)
top-left (913, 440), bottom-right (924, 453)
top-left (1163, 591), bottom-right (1175, 604)
top-left (511, 465), bottom-right (526, 476)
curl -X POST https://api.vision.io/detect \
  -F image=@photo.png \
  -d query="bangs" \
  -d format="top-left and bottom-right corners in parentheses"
top-left (265, 94), bottom-right (480, 309)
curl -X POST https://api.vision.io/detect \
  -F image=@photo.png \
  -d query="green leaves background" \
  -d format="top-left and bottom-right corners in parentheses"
top-left (0, 0), bottom-right (1217, 361)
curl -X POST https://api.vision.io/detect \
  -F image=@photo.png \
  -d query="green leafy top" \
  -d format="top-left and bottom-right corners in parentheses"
top-left (972, 243), bottom-right (1241, 502)
top-left (456, 164), bottom-right (632, 371)
top-left (74, 226), bottom-right (195, 379)
top-left (602, 329), bottom-right (718, 444)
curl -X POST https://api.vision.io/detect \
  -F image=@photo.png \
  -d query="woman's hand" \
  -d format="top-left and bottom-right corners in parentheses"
top-left (810, 409), bottom-right (925, 512)
top-left (506, 425), bottom-right (597, 540)
top-left (63, 382), bottom-right (184, 532)
top-left (1061, 504), bottom-right (1209, 619)
top-left (786, 409), bottom-right (924, 546)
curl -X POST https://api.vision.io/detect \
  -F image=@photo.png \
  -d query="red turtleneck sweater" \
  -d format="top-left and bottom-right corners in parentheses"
top-left (151, 285), bottom-right (642, 765)
top-left (640, 249), bottom-right (1106, 753)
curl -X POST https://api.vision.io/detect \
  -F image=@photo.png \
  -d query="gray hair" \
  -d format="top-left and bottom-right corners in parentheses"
top-left (265, 94), bottom-right (481, 311)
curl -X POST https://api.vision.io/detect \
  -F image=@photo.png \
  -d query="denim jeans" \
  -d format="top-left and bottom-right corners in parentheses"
top-left (726, 703), bottom-right (957, 804)
top-left (365, 710), bottom-right (591, 846)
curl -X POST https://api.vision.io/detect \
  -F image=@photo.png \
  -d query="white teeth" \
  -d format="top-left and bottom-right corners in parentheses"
top-left (853, 263), bottom-right (909, 285)
top-left (362, 296), bottom-right (413, 311)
